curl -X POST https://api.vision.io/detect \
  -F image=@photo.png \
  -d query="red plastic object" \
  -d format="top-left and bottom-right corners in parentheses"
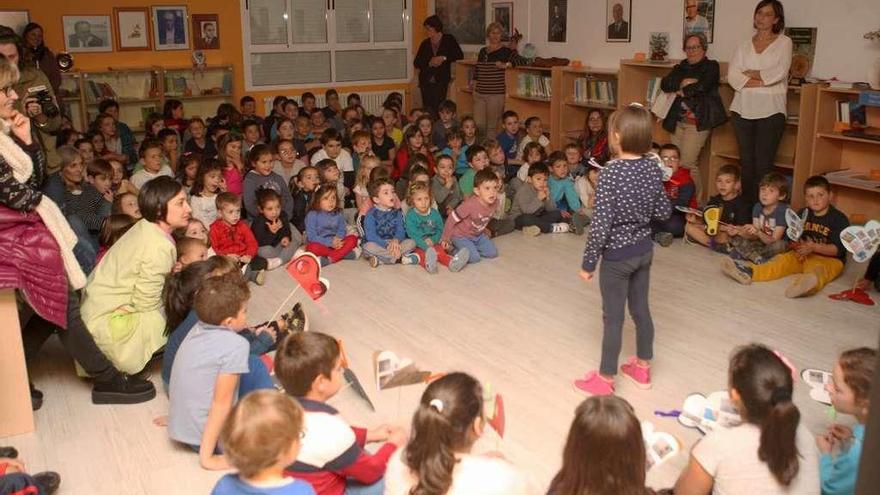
top-left (489, 394), bottom-right (505, 438)
top-left (286, 253), bottom-right (330, 300)
top-left (829, 288), bottom-right (875, 306)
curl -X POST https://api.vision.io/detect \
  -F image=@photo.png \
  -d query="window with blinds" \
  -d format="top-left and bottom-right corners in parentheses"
top-left (242, 0), bottom-right (411, 89)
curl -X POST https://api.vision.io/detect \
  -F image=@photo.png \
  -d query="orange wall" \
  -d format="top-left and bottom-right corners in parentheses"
top-left (5, 0), bottom-right (430, 114)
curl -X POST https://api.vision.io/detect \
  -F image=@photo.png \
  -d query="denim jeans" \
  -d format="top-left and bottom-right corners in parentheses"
top-left (67, 214), bottom-right (97, 275)
top-left (238, 353), bottom-right (275, 397)
top-left (452, 234), bottom-right (497, 263)
top-left (344, 477), bottom-right (385, 495)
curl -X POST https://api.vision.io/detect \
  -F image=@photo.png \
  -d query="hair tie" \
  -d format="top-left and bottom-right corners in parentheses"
top-left (770, 387), bottom-right (792, 406)
top-left (429, 399), bottom-right (444, 413)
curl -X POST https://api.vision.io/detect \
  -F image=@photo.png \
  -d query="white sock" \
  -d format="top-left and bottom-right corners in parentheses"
top-left (552, 223), bottom-right (570, 233)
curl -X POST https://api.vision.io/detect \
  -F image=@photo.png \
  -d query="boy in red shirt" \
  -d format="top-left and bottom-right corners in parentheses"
top-left (441, 169), bottom-right (501, 264)
top-left (209, 192), bottom-right (281, 285)
top-left (651, 144), bottom-right (696, 247)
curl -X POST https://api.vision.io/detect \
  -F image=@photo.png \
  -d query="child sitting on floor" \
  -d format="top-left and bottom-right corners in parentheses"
top-left (363, 178), bottom-right (419, 267)
top-left (404, 182), bottom-right (470, 273)
top-left (857, 252), bottom-right (880, 292)
top-left (514, 141), bottom-right (548, 185)
top-left (515, 116), bottom-right (550, 162)
top-left (243, 143), bottom-right (295, 220)
top-left (130, 139), bottom-right (173, 189)
top-left (459, 145), bottom-right (489, 198)
top-left (292, 165), bottom-right (320, 235)
top-left (275, 332), bottom-right (408, 495)
top-left (510, 162), bottom-right (569, 236)
top-left (189, 160), bottom-right (226, 228)
top-left (817, 347), bottom-right (876, 495)
top-left (175, 237), bottom-right (208, 271)
top-left (432, 154), bottom-right (462, 218)
top-left (251, 189), bottom-right (298, 265)
top-left (721, 175), bottom-right (850, 298)
top-left (311, 129), bottom-right (355, 192)
top-left (315, 158), bottom-right (349, 212)
top-left (728, 172), bottom-right (790, 264)
top-left (548, 151), bottom-right (590, 235)
top-left (441, 129), bottom-right (469, 176)
top-left (209, 192), bottom-right (281, 285)
top-left (273, 138), bottom-right (307, 186)
top-left (442, 169), bottom-right (501, 264)
top-left (651, 144), bottom-right (696, 247)
top-left (685, 164), bottom-right (751, 251)
top-left (304, 185), bottom-right (360, 266)
top-left (212, 390), bottom-right (315, 495)
top-left (432, 99), bottom-right (459, 150)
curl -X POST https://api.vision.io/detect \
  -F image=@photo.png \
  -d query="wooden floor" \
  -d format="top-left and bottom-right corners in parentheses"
top-left (10, 233), bottom-right (879, 494)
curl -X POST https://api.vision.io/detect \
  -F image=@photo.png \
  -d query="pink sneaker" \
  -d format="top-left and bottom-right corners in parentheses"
top-left (574, 371), bottom-right (615, 396)
top-left (620, 357), bottom-right (651, 389)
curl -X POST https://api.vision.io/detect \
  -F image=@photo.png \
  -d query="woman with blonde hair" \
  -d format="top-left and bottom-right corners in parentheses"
top-left (472, 22), bottom-right (528, 137)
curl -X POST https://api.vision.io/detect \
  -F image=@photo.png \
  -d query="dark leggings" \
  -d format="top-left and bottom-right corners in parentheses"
top-left (420, 83), bottom-right (449, 115)
top-left (598, 250), bottom-right (655, 376)
top-left (865, 252), bottom-right (880, 290)
top-left (515, 210), bottom-right (564, 233)
top-left (651, 214), bottom-right (686, 237)
top-left (731, 112), bottom-right (786, 202)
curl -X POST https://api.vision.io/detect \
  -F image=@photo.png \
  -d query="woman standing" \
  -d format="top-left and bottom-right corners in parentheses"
top-left (413, 15), bottom-right (463, 116)
top-left (727, 0), bottom-right (792, 201)
top-left (473, 23), bottom-right (528, 137)
top-left (21, 23), bottom-right (60, 96)
top-left (660, 32), bottom-right (727, 198)
top-left (81, 176), bottom-right (191, 375)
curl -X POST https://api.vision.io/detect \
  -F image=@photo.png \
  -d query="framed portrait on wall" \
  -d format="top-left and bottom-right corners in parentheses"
top-left (0, 10), bottom-right (29, 36)
top-left (152, 5), bottom-right (189, 50)
top-left (435, 0), bottom-right (486, 45)
top-left (62, 15), bottom-right (112, 52)
top-left (114, 8), bottom-right (152, 51)
top-left (492, 2), bottom-right (513, 41)
top-left (606, 0), bottom-right (631, 43)
top-left (192, 14), bottom-right (219, 50)
top-left (683, 0), bottom-right (715, 44)
top-left (548, 0), bottom-right (567, 43)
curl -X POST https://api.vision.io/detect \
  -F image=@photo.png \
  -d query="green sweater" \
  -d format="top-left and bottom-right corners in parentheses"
top-left (459, 168), bottom-right (476, 196)
top-left (404, 207), bottom-right (445, 251)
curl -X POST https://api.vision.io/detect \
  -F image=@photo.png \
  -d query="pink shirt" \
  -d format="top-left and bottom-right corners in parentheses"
top-left (223, 166), bottom-right (243, 195)
top-left (442, 195), bottom-right (497, 241)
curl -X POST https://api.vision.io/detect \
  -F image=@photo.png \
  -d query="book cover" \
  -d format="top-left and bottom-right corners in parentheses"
top-left (784, 27), bottom-right (817, 85)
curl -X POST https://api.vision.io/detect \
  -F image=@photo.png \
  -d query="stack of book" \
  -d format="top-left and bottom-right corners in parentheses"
top-left (516, 73), bottom-right (552, 99)
top-left (84, 80), bottom-right (117, 103)
top-left (573, 78), bottom-right (617, 106)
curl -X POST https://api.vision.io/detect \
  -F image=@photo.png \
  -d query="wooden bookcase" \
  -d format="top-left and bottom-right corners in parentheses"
top-left (505, 66), bottom-right (556, 143)
top-left (552, 66), bottom-right (618, 150)
top-left (809, 87), bottom-right (880, 220)
top-left (452, 60), bottom-right (475, 117)
top-left (60, 65), bottom-right (234, 134)
top-left (618, 59), bottom-right (678, 143)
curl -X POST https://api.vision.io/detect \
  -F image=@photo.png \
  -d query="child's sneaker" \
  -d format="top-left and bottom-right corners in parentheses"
top-left (448, 249), bottom-right (470, 272)
top-left (620, 356), bottom-right (652, 389)
top-left (266, 257), bottom-right (283, 270)
top-left (424, 247), bottom-right (439, 274)
top-left (250, 269), bottom-right (266, 286)
top-left (785, 273), bottom-right (818, 298)
top-left (293, 247), bottom-right (307, 259)
top-left (402, 253), bottom-right (420, 265)
top-left (319, 256), bottom-right (331, 267)
top-left (720, 257), bottom-right (752, 285)
top-left (551, 222), bottom-right (570, 234)
top-left (573, 371), bottom-right (614, 396)
top-left (281, 302), bottom-right (308, 333)
top-left (365, 255), bottom-right (379, 268)
top-left (570, 214), bottom-right (590, 235)
top-left (352, 246), bottom-right (362, 259)
top-left (653, 231), bottom-right (673, 247)
top-left (522, 225), bottom-right (541, 237)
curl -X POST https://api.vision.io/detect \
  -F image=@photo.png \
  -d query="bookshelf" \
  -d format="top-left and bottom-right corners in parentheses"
top-left (61, 65), bottom-right (234, 134)
top-left (505, 66), bottom-right (556, 144)
top-left (618, 59), bottom-right (679, 144)
top-left (452, 60), bottom-right (475, 117)
top-left (552, 66), bottom-right (618, 150)
top-left (809, 87), bottom-right (880, 220)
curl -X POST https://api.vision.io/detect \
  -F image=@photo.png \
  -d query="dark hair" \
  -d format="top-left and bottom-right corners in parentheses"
top-left (754, 0), bottom-right (785, 33)
top-left (297, 165), bottom-right (318, 182)
top-left (524, 116), bottom-right (542, 129)
top-left (247, 143), bottom-right (273, 165)
top-left (409, 165), bottom-right (429, 181)
top-left (194, 274), bottom-right (250, 326)
top-left (216, 191), bottom-right (241, 210)
top-left (215, 103), bottom-right (242, 126)
top-left (729, 344), bottom-right (800, 486)
top-left (308, 184), bottom-right (340, 213)
top-left (438, 99), bottom-right (457, 114)
top-left (320, 128), bottom-right (342, 145)
top-left (423, 14), bottom-right (443, 33)
top-left (549, 396), bottom-right (647, 495)
top-left (256, 188), bottom-right (282, 209)
top-left (501, 110), bottom-right (519, 121)
top-left (528, 162), bottom-right (550, 177)
top-left (325, 88), bottom-right (338, 99)
top-left (403, 373), bottom-right (482, 495)
top-left (111, 192), bottom-right (138, 215)
top-left (547, 150), bottom-right (567, 168)
top-left (659, 143), bottom-right (681, 156)
top-left (759, 172), bottom-right (789, 201)
top-left (301, 91), bottom-right (316, 102)
top-left (177, 153), bottom-right (202, 183)
top-left (435, 154), bottom-right (454, 168)
top-left (465, 145), bottom-right (486, 163)
top-left (87, 158), bottom-right (113, 178)
top-left (272, 95), bottom-right (288, 108)
top-left (98, 99), bottom-right (119, 113)
top-left (403, 125), bottom-right (422, 150)
top-left (139, 138), bottom-right (164, 158)
top-left (163, 256), bottom-right (238, 335)
top-left (163, 99), bottom-right (183, 119)
top-left (239, 95), bottom-right (256, 106)
top-left (718, 163), bottom-right (742, 181)
top-left (144, 112), bottom-right (165, 138)
top-left (274, 332), bottom-right (340, 397)
top-left (315, 158), bottom-right (338, 177)
top-left (191, 159), bottom-right (224, 196)
top-left (157, 128), bottom-right (178, 142)
top-left (55, 130), bottom-right (81, 150)
top-left (581, 109), bottom-right (606, 143)
top-left (473, 168), bottom-right (499, 188)
top-left (368, 177), bottom-right (394, 200)
top-left (523, 141), bottom-right (547, 162)
top-left (347, 93), bottom-right (361, 105)
top-left (216, 132), bottom-right (243, 167)
top-left (74, 137), bottom-right (92, 150)
top-left (241, 119), bottom-right (260, 133)
top-left (139, 176), bottom-right (184, 223)
top-left (839, 348), bottom-right (877, 403)
top-left (445, 128), bottom-right (463, 143)
top-left (608, 105), bottom-right (653, 155)
top-left (99, 214), bottom-right (137, 250)
top-left (803, 175), bottom-right (831, 193)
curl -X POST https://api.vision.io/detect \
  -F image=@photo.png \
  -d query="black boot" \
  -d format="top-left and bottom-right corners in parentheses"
top-left (32, 471), bottom-right (61, 495)
top-left (92, 373), bottom-right (156, 405)
top-left (30, 383), bottom-right (43, 411)
top-left (0, 446), bottom-right (18, 458)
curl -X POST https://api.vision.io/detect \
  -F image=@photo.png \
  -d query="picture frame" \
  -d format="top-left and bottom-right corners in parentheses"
top-left (0, 10), bottom-right (29, 36)
top-left (548, 0), bottom-right (567, 43)
top-left (605, 0), bottom-right (632, 43)
top-left (62, 15), bottom-right (113, 53)
top-left (435, 0), bottom-right (486, 45)
top-left (114, 7), bottom-right (152, 51)
top-left (683, 0), bottom-right (715, 44)
top-left (192, 14), bottom-right (219, 50)
top-left (492, 2), bottom-right (513, 41)
top-left (151, 5), bottom-right (189, 51)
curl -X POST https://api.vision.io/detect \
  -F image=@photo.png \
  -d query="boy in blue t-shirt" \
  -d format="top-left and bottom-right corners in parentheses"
top-left (496, 110), bottom-right (521, 165)
top-left (440, 129), bottom-right (469, 175)
top-left (729, 172), bottom-right (790, 264)
top-left (547, 151), bottom-right (590, 235)
top-left (363, 178), bottom-right (419, 267)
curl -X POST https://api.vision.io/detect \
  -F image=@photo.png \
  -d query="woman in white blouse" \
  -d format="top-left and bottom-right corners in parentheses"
top-left (727, 0), bottom-right (792, 202)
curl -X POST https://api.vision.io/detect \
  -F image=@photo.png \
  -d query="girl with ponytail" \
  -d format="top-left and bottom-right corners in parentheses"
top-left (384, 372), bottom-right (534, 495)
top-left (674, 344), bottom-right (819, 494)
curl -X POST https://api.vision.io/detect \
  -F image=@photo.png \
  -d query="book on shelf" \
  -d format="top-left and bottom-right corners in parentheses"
top-left (140, 106), bottom-right (157, 129)
top-left (646, 77), bottom-right (663, 104)
top-left (222, 72), bottom-right (233, 95)
top-left (824, 169), bottom-right (880, 189)
top-left (573, 78), bottom-right (617, 106)
top-left (517, 73), bottom-right (553, 99)
top-left (85, 80), bottom-right (117, 103)
top-left (784, 27), bottom-right (817, 84)
top-left (837, 100), bottom-right (866, 126)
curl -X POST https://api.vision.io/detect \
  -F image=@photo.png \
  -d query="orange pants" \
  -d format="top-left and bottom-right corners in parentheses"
top-left (751, 251), bottom-right (844, 295)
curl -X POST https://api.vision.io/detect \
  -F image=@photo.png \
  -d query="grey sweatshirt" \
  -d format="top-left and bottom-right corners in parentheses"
top-left (509, 182), bottom-right (557, 219)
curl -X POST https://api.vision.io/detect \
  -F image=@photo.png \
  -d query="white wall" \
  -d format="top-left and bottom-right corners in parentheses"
top-left (497, 0), bottom-right (880, 82)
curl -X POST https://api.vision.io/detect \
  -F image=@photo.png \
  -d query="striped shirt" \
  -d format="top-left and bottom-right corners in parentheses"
top-left (474, 46), bottom-right (528, 95)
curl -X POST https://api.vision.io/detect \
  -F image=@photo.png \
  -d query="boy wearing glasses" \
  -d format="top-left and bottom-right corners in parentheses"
top-left (650, 144), bottom-right (695, 246)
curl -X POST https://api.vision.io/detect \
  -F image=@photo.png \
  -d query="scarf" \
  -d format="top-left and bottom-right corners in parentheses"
top-left (0, 121), bottom-right (87, 289)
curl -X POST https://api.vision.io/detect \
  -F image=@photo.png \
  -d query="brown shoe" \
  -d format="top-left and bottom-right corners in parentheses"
top-left (785, 273), bottom-right (818, 298)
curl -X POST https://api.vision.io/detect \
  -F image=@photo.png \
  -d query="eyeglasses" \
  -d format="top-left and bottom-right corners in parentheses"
top-left (684, 45), bottom-right (703, 52)
top-left (0, 85), bottom-right (14, 97)
top-left (661, 156), bottom-right (680, 162)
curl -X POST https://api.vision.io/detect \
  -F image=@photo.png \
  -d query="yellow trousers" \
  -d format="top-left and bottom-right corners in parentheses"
top-left (751, 251), bottom-right (844, 295)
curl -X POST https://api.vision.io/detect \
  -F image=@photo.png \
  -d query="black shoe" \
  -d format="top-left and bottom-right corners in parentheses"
top-left (92, 374), bottom-right (156, 405)
top-left (30, 383), bottom-right (43, 411)
top-left (281, 302), bottom-right (308, 334)
top-left (33, 471), bottom-right (61, 495)
top-left (0, 446), bottom-right (18, 458)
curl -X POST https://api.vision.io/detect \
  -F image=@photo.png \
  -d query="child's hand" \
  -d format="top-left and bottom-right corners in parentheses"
top-left (387, 425), bottom-right (409, 447)
top-left (332, 236), bottom-right (343, 249)
top-left (226, 254), bottom-right (241, 262)
top-left (829, 424), bottom-right (853, 443)
top-left (153, 415), bottom-right (169, 427)
top-left (855, 278), bottom-right (870, 290)
top-left (366, 424), bottom-right (394, 442)
top-left (795, 240), bottom-right (813, 257)
top-left (101, 189), bottom-right (114, 203)
top-left (0, 457), bottom-right (26, 474)
top-left (218, 179), bottom-right (228, 192)
top-left (425, 238), bottom-right (434, 247)
top-left (200, 454), bottom-right (230, 471)
top-left (281, 237), bottom-right (291, 248)
top-left (254, 324), bottom-right (277, 342)
top-left (441, 240), bottom-right (451, 251)
top-left (816, 433), bottom-right (834, 454)
top-left (388, 239), bottom-right (401, 259)
top-left (579, 270), bottom-right (594, 282)
top-left (267, 218), bottom-right (283, 234)
top-left (686, 213), bottom-right (699, 223)
top-left (241, 255), bottom-right (252, 264)
top-left (560, 210), bottom-right (572, 219)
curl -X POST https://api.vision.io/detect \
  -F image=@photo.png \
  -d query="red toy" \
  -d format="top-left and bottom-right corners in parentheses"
top-left (286, 252), bottom-right (329, 300)
top-left (829, 288), bottom-right (875, 306)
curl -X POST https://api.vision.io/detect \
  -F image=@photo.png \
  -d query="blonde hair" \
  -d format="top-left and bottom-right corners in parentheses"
top-left (0, 56), bottom-right (19, 92)
top-left (356, 155), bottom-right (380, 190)
top-left (486, 22), bottom-right (504, 37)
top-left (406, 180), bottom-right (432, 207)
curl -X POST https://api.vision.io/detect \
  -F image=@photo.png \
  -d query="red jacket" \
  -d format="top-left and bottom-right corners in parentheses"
top-left (209, 219), bottom-right (258, 257)
top-left (665, 167), bottom-right (698, 209)
top-left (392, 146), bottom-right (435, 180)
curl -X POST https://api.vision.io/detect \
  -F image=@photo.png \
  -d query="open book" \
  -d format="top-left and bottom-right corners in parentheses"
top-left (678, 391), bottom-right (742, 435)
top-left (373, 350), bottom-right (433, 392)
top-left (642, 421), bottom-right (681, 471)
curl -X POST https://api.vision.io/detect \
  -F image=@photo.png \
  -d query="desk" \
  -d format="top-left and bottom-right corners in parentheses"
top-left (0, 290), bottom-right (34, 437)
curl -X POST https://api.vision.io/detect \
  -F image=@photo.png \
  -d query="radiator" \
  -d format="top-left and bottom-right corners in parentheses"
top-left (262, 90), bottom-right (404, 117)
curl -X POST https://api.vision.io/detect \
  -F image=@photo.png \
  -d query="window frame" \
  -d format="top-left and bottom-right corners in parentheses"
top-left (241, 0), bottom-right (413, 91)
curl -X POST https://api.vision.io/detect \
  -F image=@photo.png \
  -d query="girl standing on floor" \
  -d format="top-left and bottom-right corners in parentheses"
top-left (576, 104), bottom-right (672, 396)
top-left (304, 185), bottom-right (360, 266)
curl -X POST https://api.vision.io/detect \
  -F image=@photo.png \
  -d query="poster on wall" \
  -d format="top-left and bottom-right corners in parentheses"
top-left (785, 27), bottom-right (818, 85)
top-left (435, 0), bottom-right (486, 45)
top-left (548, 0), bottom-right (567, 42)
top-left (683, 0), bottom-right (715, 44)
top-left (114, 8), bottom-right (152, 51)
top-left (192, 14), bottom-right (220, 50)
top-left (63, 15), bottom-right (112, 53)
top-left (492, 2), bottom-right (513, 41)
top-left (606, 0), bottom-right (631, 43)
top-left (152, 5), bottom-right (189, 51)
top-left (0, 10), bottom-right (29, 35)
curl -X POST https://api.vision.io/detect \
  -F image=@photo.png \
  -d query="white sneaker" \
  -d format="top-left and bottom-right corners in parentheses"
top-left (266, 257), bottom-right (283, 270)
top-left (293, 247), bottom-right (307, 259)
top-left (523, 225), bottom-right (541, 236)
top-left (448, 249), bottom-right (470, 272)
top-left (425, 248), bottom-right (438, 274)
top-left (352, 246), bottom-right (362, 259)
top-left (401, 253), bottom-right (420, 265)
top-left (552, 222), bottom-right (570, 234)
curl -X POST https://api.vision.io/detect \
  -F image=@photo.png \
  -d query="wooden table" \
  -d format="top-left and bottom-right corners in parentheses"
top-left (0, 289), bottom-right (35, 437)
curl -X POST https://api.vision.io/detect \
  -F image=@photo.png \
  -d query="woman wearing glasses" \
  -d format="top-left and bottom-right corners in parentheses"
top-left (659, 32), bottom-right (726, 200)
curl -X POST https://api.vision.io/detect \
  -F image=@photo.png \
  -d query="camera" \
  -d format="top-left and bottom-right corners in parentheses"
top-left (27, 85), bottom-right (60, 119)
